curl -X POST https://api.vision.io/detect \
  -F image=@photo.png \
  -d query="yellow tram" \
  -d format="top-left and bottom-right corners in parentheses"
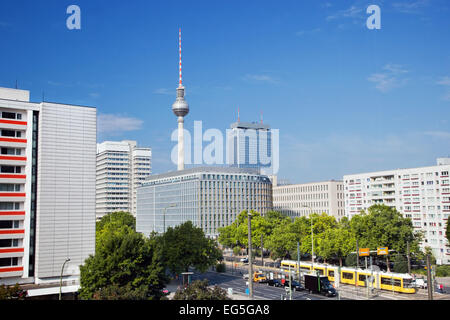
top-left (280, 260), bottom-right (416, 294)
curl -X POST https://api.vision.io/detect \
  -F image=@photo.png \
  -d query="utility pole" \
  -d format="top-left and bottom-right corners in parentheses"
top-left (356, 239), bottom-right (360, 269)
top-left (289, 265), bottom-right (292, 300)
top-left (261, 234), bottom-right (264, 267)
top-left (248, 211), bottom-right (253, 300)
top-left (426, 254), bottom-right (433, 300)
top-left (297, 241), bottom-right (300, 281)
top-left (407, 241), bottom-right (411, 274)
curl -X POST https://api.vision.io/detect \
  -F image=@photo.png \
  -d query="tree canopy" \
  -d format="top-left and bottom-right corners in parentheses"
top-left (79, 212), bottom-right (167, 300)
top-left (159, 221), bottom-right (222, 274)
top-left (173, 279), bottom-right (230, 300)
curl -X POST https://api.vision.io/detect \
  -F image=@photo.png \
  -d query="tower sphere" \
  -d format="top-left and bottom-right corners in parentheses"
top-left (172, 86), bottom-right (189, 117)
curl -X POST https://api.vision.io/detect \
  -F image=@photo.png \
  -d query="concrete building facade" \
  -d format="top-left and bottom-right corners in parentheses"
top-left (344, 159), bottom-right (450, 265)
top-left (96, 140), bottom-right (151, 219)
top-left (272, 180), bottom-right (345, 220)
top-left (0, 87), bottom-right (96, 291)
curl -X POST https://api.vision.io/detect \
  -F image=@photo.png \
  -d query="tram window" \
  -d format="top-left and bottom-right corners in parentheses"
top-left (381, 277), bottom-right (401, 287)
top-left (403, 279), bottom-right (414, 288)
top-left (301, 267), bottom-right (310, 272)
top-left (328, 271), bottom-right (335, 277)
top-left (342, 272), bottom-right (354, 280)
top-left (314, 269), bottom-right (324, 275)
top-left (358, 274), bottom-right (367, 282)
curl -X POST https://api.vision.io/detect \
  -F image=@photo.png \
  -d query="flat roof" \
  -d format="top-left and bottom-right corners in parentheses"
top-left (145, 166), bottom-right (264, 181)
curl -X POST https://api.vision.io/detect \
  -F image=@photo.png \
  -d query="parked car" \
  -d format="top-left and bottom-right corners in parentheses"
top-left (414, 278), bottom-right (427, 289)
top-left (284, 280), bottom-right (304, 291)
top-left (240, 257), bottom-right (249, 263)
top-left (267, 279), bottom-right (283, 287)
top-left (243, 273), bottom-right (249, 280)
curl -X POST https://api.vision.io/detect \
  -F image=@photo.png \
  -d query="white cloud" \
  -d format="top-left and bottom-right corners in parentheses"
top-left (326, 5), bottom-right (364, 21)
top-left (437, 76), bottom-right (450, 101)
top-left (424, 131), bottom-right (450, 139)
top-left (437, 76), bottom-right (450, 86)
top-left (368, 64), bottom-right (409, 93)
top-left (97, 113), bottom-right (143, 135)
top-left (243, 74), bottom-right (278, 84)
top-left (153, 88), bottom-right (172, 95)
top-left (392, 0), bottom-right (430, 14)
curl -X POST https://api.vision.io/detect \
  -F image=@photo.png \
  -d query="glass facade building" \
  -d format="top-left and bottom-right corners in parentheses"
top-left (136, 167), bottom-right (273, 238)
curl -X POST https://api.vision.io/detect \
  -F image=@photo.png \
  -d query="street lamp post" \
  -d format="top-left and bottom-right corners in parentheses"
top-left (301, 205), bottom-right (314, 268)
top-left (248, 211), bottom-right (253, 300)
top-left (59, 258), bottom-right (70, 300)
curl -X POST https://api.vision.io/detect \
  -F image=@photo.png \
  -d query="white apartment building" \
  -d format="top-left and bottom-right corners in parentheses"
top-left (96, 140), bottom-right (151, 219)
top-left (272, 179), bottom-right (345, 220)
top-left (0, 87), bottom-right (96, 294)
top-left (344, 158), bottom-right (450, 265)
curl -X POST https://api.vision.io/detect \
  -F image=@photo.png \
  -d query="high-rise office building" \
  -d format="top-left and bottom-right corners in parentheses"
top-left (0, 87), bottom-right (96, 295)
top-left (228, 121), bottom-right (272, 173)
top-left (136, 167), bottom-right (273, 238)
top-left (272, 179), bottom-right (345, 220)
top-left (344, 158), bottom-right (450, 264)
top-left (96, 140), bottom-right (151, 219)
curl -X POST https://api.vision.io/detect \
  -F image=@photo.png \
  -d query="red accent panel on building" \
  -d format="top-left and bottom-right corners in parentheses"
top-left (0, 211), bottom-right (25, 216)
top-left (0, 229), bottom-right (24, 234)
top-left (0, 248), bottom-right (24, 254)
top-left (0, 174), bottom-right (26, 179)
top-left (0, 138), bottom-right (27, 143)
top-left (0, 119), bottom-right (27, 126)
top-left (0, 193), bottom-right (26, 197)
top-left (0, 156), bottom-right (27, 161)
top-left (0, 267), bottom-right (23, 273)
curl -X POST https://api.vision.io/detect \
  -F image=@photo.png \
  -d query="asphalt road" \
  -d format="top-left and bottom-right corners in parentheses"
top-left (190, 270), bottom-right (341, 300)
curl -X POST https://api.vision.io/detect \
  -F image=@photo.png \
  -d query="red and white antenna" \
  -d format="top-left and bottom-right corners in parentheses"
top-left (179, 28), bottom-right (182, 87)
top-left (238, 107), bottom-right (240, 122)
top-left (260, 111), bottom-right (263, 124)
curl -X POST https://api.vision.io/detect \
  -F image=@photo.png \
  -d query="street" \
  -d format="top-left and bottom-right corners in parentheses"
top-left (189, 270), bottom-right (340, 300)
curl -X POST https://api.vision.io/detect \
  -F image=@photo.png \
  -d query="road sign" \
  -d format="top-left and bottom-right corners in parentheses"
top-left (377, 247), bottom-right (389, 255)
top-left (359, 248), bottom-right (370, 256)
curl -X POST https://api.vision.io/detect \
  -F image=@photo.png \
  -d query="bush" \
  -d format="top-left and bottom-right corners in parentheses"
top-left (233, 246), bottom-right (241, 256)
top-left (216, 263), bottom-right (226, 273)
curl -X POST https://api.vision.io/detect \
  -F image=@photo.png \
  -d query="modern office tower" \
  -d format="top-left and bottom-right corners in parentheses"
top-left (96, 140), bottom-right (151, 219)
top-left (0, 87), bottom-right (96, 295)
top-left (136, 167), bottom-right (273, 238)
top-left (228, 121), bottom-right (272, 173)
top-left (272, 179), bottom-right (345, 220)
top-left (172, 28), bottom-right (189, 171)
top-left (344, 158), bottom-right (450, 264)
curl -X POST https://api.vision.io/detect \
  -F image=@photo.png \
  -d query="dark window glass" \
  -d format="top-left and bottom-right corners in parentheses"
top-left (1, 166), bottom-right (15, 173)
top-left (0, 221), bottom-right (13, 229)
top-left (1, 130), bottom-right (15, 137)
top-left (343, 272), bottom-right (354, 280)
top-left (0, 239), bottom-right (12, 247)
top-left (328, 271), bottom-right (335, 277)
top-left (0, 258), bottom-right (13, 267)
top-left (2, 112), bottom-right (16, 119)
top-left (359, 274), bottom-right (367, 282)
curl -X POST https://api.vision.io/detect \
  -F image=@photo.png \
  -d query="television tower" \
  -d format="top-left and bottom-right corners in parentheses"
top-left (172, 28), bottom-right (189, 171)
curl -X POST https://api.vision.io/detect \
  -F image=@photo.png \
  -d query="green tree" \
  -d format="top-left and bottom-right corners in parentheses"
top-left (96, 211), bottom-right (135, 233)
top-left (393, 254), bottom-right (408, 273)
top-left (79, 216), bottom-right (167, 300)
top-left (349, 205), bottom-right (421, 272)
top-left (173, 279), bottom-right (231, 300)
top-left (160, 221), bottom-right (222, 274)
top-left (319, 227), bottom-right (355, 266)
top-left (0, 284), bottom-right (27, 300)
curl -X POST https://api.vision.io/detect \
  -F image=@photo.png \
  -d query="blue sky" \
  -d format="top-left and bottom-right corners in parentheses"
top-left (0, 0), bottom-right (449, 183)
